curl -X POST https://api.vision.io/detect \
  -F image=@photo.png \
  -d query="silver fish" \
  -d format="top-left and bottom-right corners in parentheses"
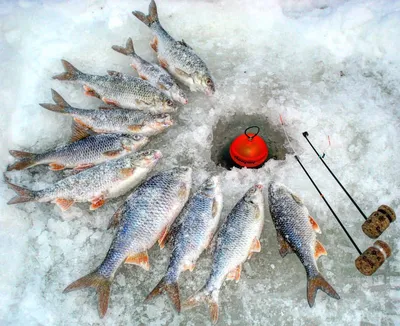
top-left (112, 38), bottom-right (188, 104)
top-left (40, 89), bottom-right (173, 137)
top-left (268, 182), bottom-right (340, 307)
top-left (183, 184), bottom-right (264, 324)
top-left (133, 0), bottom-right (215, 95)
top-left (6, 150), bottom-right (162, 211)
top-left (7, 133), bottom-right (149, 172)
top-left (53, 59), bottom-right (177, 113)
top-left (63, 167), bottom-right (192, 317)
top-left (145, 175), bottom-right (223, 312)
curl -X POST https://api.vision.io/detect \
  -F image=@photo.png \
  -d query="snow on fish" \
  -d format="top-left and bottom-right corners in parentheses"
top-left (133, 0), bottom-right (215, 95)
top-left (268, 182), bottom-right (340, 307)
top-left (53, 59), bottom-right (177, 113)
top-left (112, 38), bottom-right (188, 104)
top-left (183, 184), bottom-right (264, 324)
top-left (63, 167), bottom-right (192, 317)
top-left (5, 150), bottom-right (162, 212)
top-left (145, 175), bottom-right (223, 312)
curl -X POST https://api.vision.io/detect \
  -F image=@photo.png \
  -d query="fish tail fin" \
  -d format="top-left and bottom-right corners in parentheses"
top-left (307, 272), bottom-right (340, 307)
top-left (52, 59), bottom-right (82, 81)
top-left (5, 179), bottom-right (37, 204)
top-left (183, 287), bottom-right (220, 324)
top-left (145, 277), bottom-right (181, 312)
top-left (63, 270), bottom-right (112, 318)
top-left (132, 0), bottom-right (159, 27)
top-left (39, 89), bottom-right (72, 114)
top-left (112, 38), bottom-right (136, 57)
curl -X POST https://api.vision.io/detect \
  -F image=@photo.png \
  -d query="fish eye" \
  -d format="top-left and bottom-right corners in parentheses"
top-left (167, 100), bottom-right (173, 106)
top-left (133, 135), bottom-right (142, 141)
top-left (206, 78), bottom-right (212, 85)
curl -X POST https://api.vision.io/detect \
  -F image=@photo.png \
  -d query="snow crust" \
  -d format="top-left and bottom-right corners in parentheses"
top-left (0, 0), bottom-right (399, 324)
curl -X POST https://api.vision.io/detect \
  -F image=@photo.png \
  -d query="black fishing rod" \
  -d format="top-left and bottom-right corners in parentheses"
top-left (302, 131), bottom-right (396, 239)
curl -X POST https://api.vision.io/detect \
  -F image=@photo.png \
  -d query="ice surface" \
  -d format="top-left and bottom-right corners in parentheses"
top-left (1, 0), bottom-right (400, 325)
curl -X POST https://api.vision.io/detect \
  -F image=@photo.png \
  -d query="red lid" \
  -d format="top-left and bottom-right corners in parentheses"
top-left (229, 131), bottom-right (268, 168)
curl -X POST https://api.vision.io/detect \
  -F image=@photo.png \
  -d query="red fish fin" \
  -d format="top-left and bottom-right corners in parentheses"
top-left (130, 63), bottom-right (138, 71)
top-left (307, 273), bottom-right (340, 307)
top-left (182, 288), bottom-right (219, 324)
top-left (112, 38), bottom-right (135, 57)
top-left (102, 97), bottom-right (120, 107)
top-left (183, 263), bottom-right (195, 272)
top-left (74, 163), bottom-right (95, 171)
top-left (71, 119), bottom-right (92, 142)
top-left (128, 125), bottom-right (143, 132)
top-left (39, 89), bottom-right (71, 113)
top-left (53, 60), bottom-right (82, 81)
top-left (139, 74), bottom-right (148, 80)
top-left (103, 150), bottom-right (123, 158)
top-left (7, 151), bottom-right (37, 171)
top-left (145, 278), bottom-right (181, 312)
top-left (159, 58), bottom-right (168, 68)
top-left (55, 198), bottom-right (75, 211)
top-left (314, 240), bottom-right (327, 259)
top-left (63, 270), bottom-right (112, 318)
top-left (49, 163), bottom-right (66, 171)
top-left (9, 150), bottom-right (35, 159)
top-left (157, 82), bottom-right (167, 90)
top-left (150, 36), bottom-right (158, 52)
top-left (83, 85), bottom-right (100, 98)
top-left (125, 251), bottom-right (150, 270)
top-left (158, 226), bottom-right (169, 249)
top-left (309, 215), bottom-right (321, 234)
top-left (119, 167), bottom-right (135, 179)
top-left (226, 264), bottom-right (241, 283)
top-left (6, 180), bottom-right (36, 205)
top-left (90, 196), bottom-right (105, 211)
top-left (277, 232), bottom-right (293, 258)
top-left (250, 237), bottom-right (261, 253)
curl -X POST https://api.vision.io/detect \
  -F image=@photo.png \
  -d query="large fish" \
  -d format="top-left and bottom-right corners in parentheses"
top-left (268, 182), bottom-right (340, 307)
top-left (112, 38), bottom-right (188, 104)
top-left (145, 175), bottom-right (223, 312)
top-left (53, 59), bottom-right (177, 113)
top-left (7, 133), bottom-right (149, 172)
top-left (63, 167), bottom-right (192, 317)
top-left (40, 90), bottom-right (173, 138)
top-left (183, 184), bottom-right (264, 324)
top-left (133, 0), bottom-right (215, 96)
top-left (6, 150), bottom-right (162, 211)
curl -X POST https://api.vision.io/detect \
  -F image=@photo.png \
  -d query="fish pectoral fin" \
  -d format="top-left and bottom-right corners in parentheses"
top-left (277, 232), bottom-right (293, 258)
top-left (159, 58), bottom-right (169, 69)
top-left (175, 67), bottom-right (190, 78)
top-left (90, 196), bottom-right (105, 211)
top-left (83, 85), bottom-right (100, 98)
top-left (103, 149), bottom-right (123, 158)
top-left (309, 215), bottom-right (321, 234)
top-left (226, 265), bottom-right (242, 283)
top-left (74, 163), bottom-right (95, 171)
top-left (158, 226), bottom-right (169, 249)
top-left (102, 97), bottom-right (120, 107)
top-left (314, 240), bottom-right (327, 259)
top-left (119, 167), bottom-right (135, 179)
top-left (183, 263), bottom-right (195, 272)
top-left (71, 119), bottom-right (92, 142)
top-left (128, 125), bottom-right (143, 132)
top-left (250, 237), bottom-right (261, 253)
top-left (49, 163), bottom-right (65, 171)
top-left (107, 70), bottom-right (124, 79)
top-left (125, 251), bottom-right (150, 270)
top-left (150, 36), bottom-right (158, 52)
top-left (55, 198), bottom-right (75, 211)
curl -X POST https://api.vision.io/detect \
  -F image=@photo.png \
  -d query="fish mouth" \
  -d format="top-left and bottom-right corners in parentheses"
top-left (255, 184), bottom-right (263, 190)
top-left (153, 151), bottom-right (163, 159)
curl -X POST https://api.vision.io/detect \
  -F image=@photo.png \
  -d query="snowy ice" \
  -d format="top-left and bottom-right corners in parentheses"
top-left (1, 0), bottom-right (400, 325)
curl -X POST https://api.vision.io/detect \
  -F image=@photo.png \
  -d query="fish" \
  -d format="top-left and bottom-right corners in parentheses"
top-left (145, 175), bottom-right (223, 312)
top-left (267, 182), bottom-right (340, 307)
top-left (40, 89), bottom-right (173, 138)
top-left (112, 38), bottom-right (188, 104)
top-left (63, 167), bottom-right (192, 317)
top-left (7, 133), bottom-right (149, 172)
top-left (6, 150), bottom-right (162, 211)
top-left (52, 59), bottom-right (177, 113)
top-left (133, 0), bottom-right (215, 96)
top-left (183, 184), bottom-right (264, 324)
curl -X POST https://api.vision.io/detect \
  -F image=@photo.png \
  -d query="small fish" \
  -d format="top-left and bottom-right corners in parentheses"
top-left (112, 38), bottom-right (188, 104)
top-left (145, 175), bottom-right (223, 312)
top-left (63, 167), bottom-right (192, 317)
top-left (40, 89), bottom-right (173, 138)
top-left (268, 182), bottom-right (340, 307)
top-left (183, 184), bottom-right (264, 324)
top-left (6, 150), bottom-right (162, 211)
top-left (133, 0), bottom-right (215, 96)
top-left (53, 59), bottom-right (177, 113)
top-left (7, 133), bottom-right (149, 172)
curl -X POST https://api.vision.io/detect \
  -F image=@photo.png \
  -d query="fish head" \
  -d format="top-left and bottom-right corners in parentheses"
top-left (121, 134), bottom-right (150, 151)
top-left (194, 72), bottom-right (215, 96)
top-left (160, 93), bottom-right (177, 112)
top-left (170, 166), bottom-right (193, 187)
top-left (268, 182), bottom-right (302, 206)
top-left (199, 175), bottom-right (221, 198)
top-left (170, 85), bottom-right (188, 104)
top-left (129, 149), bottom-right (163, 168)
top-left (243, 183), bottom-right (264, 207)
top-left (145, 113), bottom-right (174, 133)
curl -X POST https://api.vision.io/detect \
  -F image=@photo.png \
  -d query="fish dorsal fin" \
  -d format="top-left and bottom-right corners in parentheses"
top-left (178, 39), bottom-right (192, 49)
top-left (315, 240), bottom-right (327, 259)
top-left (291, 193), bottom-right (303, 205)
top-left (277, 232), bottom-right (293, 258)
top-left (71, 119), bottom-right (92, 142)
top-left (107, 204), bottom-right (126, 229)
top-left (309, 215), bottom-right (321, 234)
top-left (212, 199), bottom-right (220, 218)
top-left (107, 70), bottom-right (124, 79)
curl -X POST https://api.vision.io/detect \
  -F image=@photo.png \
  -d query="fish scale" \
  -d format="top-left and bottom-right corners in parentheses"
top-left (63, 167), bottom-right (192, 318)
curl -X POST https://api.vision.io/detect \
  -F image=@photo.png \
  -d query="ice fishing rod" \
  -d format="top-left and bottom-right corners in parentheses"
top-left (302, 131), bottom-right (396, 239)
top-left (279, 117), bottom-right (391, 276)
